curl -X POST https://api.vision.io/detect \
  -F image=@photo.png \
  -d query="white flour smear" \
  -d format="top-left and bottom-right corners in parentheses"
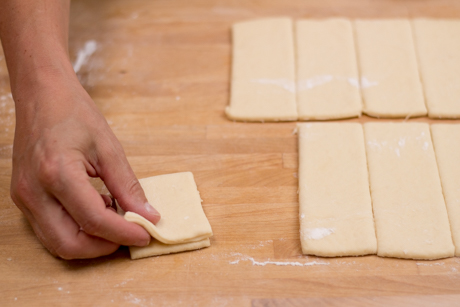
top-left (0, 93), bottom-right (12, 101)
top-left (297, 75), bottom-right (334, 91)
top-left (302, 227), bottom-right (335, 240)
top-left (360, 76), bottom-right (379, 88)
top-left (249, 75), bottom-right (378, 93)
top-left (297, 75), bottom-right (378, 91)
top-left (346, 77), bottom-right (360, 88)
top-left (416, 262), bottom-right (445, 266)
top-left (73, 40), bottom-right (97, 73)
top-left (229, 254), bottom-right (328, 267)
top-left (250, 78), bottom-right (296, 92)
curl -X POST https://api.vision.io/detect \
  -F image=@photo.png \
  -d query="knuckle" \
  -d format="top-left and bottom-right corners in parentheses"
top-left (126, 178), bottom-right (142, 196)
top-left (99, 138), bottom-right (123, 158)
top-left (37, 155), bottom-right (64, 190)
top-left (115, 178), bottom-right (146, 210)
top-left (97, 140), bottom-right (128, 170)
top-left (10, 174), bottom-right (30, 204)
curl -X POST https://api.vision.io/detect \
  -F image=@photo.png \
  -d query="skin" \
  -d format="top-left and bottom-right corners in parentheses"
top-left (0, 0), bottom-right (161, 259)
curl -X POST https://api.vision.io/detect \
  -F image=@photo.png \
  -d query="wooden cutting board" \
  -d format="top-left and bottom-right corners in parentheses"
top-left (1, 0), bottom-right (460, 306)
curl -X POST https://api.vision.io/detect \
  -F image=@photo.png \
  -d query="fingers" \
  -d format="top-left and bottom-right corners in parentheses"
top-left (100, 194), bottom-right (117, 213)
top-left (96, 141), bottom-right (161, 224)
top-left (49, 162), bottom-right (152, 247)
top-left (21, 194), bottom-right (120, 259)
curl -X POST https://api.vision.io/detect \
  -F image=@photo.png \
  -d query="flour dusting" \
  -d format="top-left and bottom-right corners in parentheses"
top-left (297, 75), bottom-right (333, 91)
top-left (422, 141), bottom-right (429, 151)
top-left (114, 278), bottom-right (134, 288)
top-left (415, 131), bottom-right (426, 141)
top-left (0, 93), bottom-right (12, 101)
top-left (250, 78), bottom-right (296, 92)
top-left (73, 40), bottom-right (97, 73)
top-left (416, 262), bottom-right (445, 266)
top-left (124, 293), bottom-right (143, 305)
top-left (302, 228), bottom-right (335, 240)
top-left (361, 77), bottom-right (379, 88)
top-left (229, 255), bottom-right (328, 267)
top-left (367, 140), bottom-right (381, 149)
top-left (296, 75), bottom-right (377, 90)
top-left (347, 77), bottom-right (360, 88)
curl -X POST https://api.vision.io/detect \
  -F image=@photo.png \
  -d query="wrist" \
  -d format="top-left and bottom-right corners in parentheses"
top-left (0, 0), bottom-right (72, 101)
top-left (10, 49), bottom-right (78, 101)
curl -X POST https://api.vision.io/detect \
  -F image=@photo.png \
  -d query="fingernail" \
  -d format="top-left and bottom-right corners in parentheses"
top-left (135, 237), bottom-right (151, 247)
top-left (102, 194), bottom-right (113, 206)
top-left (144, 202), bottom-right (161, 217)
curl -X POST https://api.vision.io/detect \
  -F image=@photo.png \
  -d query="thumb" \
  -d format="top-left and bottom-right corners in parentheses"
top-left (97, 143), bottom-right (161, 225)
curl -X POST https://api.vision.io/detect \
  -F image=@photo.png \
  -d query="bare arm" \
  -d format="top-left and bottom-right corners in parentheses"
top-left (0, 0), bottom-right (160, 259)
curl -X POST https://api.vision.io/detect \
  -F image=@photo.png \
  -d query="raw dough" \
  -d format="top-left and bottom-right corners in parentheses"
top-left (226, 18), bottom-right (298, 121)
top-left (354, 19), bottom-right (427, 118)
top-left (431, 124), bottom-right (460, 256)
top-left (296, 19), bottom-right (362, 120)
top-left (123, 172), bottom-right (212, 259)
top-left (364, 123), bottom-right (454, 260)
top-left (130, 238), bottom-right (211, 260)
top-left (412, 19), bottom-right (460, 118)
top-left (298, 123), bottom-right (377, 257)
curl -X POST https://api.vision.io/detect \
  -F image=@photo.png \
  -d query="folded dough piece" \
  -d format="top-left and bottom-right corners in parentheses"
top-left (129, 239), bottom-right (211, 260)
top-left (123, 172), bottom-right (213, 259)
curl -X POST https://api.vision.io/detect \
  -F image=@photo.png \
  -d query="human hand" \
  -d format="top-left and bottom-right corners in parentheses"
top-left (10, 74), bottom-right (160, 259)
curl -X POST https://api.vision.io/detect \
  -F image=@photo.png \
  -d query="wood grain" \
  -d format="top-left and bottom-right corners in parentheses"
top-left (1, 0), bottom-right (460, 306)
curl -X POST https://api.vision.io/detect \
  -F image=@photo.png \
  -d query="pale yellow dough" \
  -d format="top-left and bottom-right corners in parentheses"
top-left (129, 238), bottom-right (211, 260)
top-left (226, 18), bottom-right (298, 121)
top-left (354, 19), bottom-right (427, 118)
top-left (298, 123), bottom-right (377, 257)
top-left (123, 172), bottom-right (212, 259)
top-left (364, 123), bottom-right (454, 260)
top-left (412, 19), bottom-right (460, 118)
top-left (431, 124), bottom-right (460, 256)
top-left (296, 19), bottom-right (362, 120)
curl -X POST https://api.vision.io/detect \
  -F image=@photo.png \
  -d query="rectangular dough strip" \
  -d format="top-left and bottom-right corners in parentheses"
top-left (226, 17), bottom-right (298, 122)
top-left (295, 19), bottom-right (362, 120)
top-left (412, 19), bottom-right (460, 118)
top-left (354, 19), bottom-right (427, 118)
top-left (364, 123), bottom-right (454, 260)
top-left (431, 124), bottom-right (460, 256)
top-left (298, 123), bottom-right (377, 257)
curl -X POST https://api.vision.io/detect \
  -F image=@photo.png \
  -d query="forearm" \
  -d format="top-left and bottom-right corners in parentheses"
top-left (0, 0), bottom-right (74, 102)
top-left (2, 0), bottom-right (161, 259)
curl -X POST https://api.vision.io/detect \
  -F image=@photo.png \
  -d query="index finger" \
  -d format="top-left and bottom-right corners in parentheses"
top-left (49, 164), bottom-right (151, 247)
